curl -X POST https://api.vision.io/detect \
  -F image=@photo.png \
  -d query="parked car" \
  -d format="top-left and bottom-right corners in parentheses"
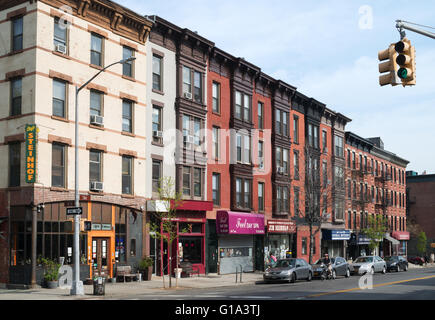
top-left (384, 255), bottom-right (408, 272)
top-left (263, 258), bottom-right (313, 283)
top-left (311, 256), bottom-right (351, 279)
top-left (351, 256), bottom-right (386, 275)
top-left (407, 256), bottom-right (425, 266)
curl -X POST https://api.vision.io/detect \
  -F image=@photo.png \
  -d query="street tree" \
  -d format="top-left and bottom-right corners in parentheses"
top-left (416, 231), bottom-right (427, 257)
top-left (362, 214), bottom-right (387, 255)
top-left (147, 176), bottom-right (186, 288)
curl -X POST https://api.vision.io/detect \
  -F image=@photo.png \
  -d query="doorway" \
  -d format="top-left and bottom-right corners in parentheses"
top-left (92, 237), bottom-right (110, 278)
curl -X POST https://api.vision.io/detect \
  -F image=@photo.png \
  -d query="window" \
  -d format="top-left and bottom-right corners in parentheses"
top-left (276, 147), bottom-right (289, 174)
top-left (258, 102), bottom-right (264, 129)
top-left (54, 18), bottom-right (67, 50)
top-left (90, 90), bottom-right (102, 117)
top-left (258, 182), bottom-right (265, 212)
top-left (183, 114), bottom-right (202, 148)
top-left (193, 71), bottom-right (202, 103)
top-left (294, 187), bottom-right (300, 216)
top-left (53, 79), bottom-right (66, 118)
top-left (276, 186), bottom-right (289, 214)
top-left (183, 166), bottom-right (191, 195)
top-left (152, 159), bottom-right (162, 193)
top-left (235, 91), bottom-right (251, 121)
top-left (258, 141), bottom-right (264, 169)
top-left (235, 133), bottom-right (251, 164)
top-left (122, 46), bottom-right (134, 77)
top-left (293, 116), bottom-right (299, 143)
top-left (294, 151), bottom-right (299, 180)
top-left (122, 100), bottom-right (133, 133)
top-left (348, 211), bottom-right (352, 229)
top-left (122, 156), bottom-right (132, 194)
top-left (302, 238), bottom-right (307, 255)
top-left (212, 126), bottom-right (220, 160)
top-left (322, 130), bottom-right (327, 151)
top-left (152, 106), bottom-right (162, 144)
top-left (308, 123), bottom-right (319, 148)
top-left (182, 66), bottom-right (203, 104)
top-left (322, 161), bottom-right (328, 187)
top-left (194, 168), bottom-right (202, 197)
top-left (10, 78), bottom-right (22, 116)
top-left (235, 178), bottom-right (251, 209)
top-left (90, 33), bottom-right (103, 67)
top-left (52, 143), bottom-right (66, 188)
top-left (12, 17), bottom-right (23, 52)
top-left (182, 66), bottom-right (192, 96)
top-left (276, 109), bottom-right (289, 136)
top-left (89, 150), bottom-right (102, 183)
top-left (212, 82), bottom-right (220, 113)
top-left (152, 55), bottom-right (162, 91)
top-left (334, 135), bottom-right (344, 157)
top-left (352, 152), bottom-right (356, 169)
top-left (347, 180), bottom-right (351, 198)
top-left (9, 143), bottom-right (21, 187)
top-left (212, 173), bottom-right (220, 206)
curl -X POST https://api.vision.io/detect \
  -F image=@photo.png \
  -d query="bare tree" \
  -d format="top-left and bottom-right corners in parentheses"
top-left (147, 176), bottom-right (186, 288)
top-left (293, 146), bottom-right (338, 264)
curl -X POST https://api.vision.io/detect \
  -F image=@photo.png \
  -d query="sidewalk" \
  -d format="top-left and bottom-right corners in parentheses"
top-left (0, 272), bottom-right (265, 300)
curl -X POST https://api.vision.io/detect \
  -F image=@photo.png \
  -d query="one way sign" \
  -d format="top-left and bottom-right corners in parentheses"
top-left (66, 207), bottom-right (83, 215)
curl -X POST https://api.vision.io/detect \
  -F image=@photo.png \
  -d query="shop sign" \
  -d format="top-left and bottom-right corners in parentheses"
top-left (25, 124), bottom-right (38, 183)
top-left (322, 229), bottom-right (351, 241)
top-left (216, 210), bottom-right (265, 235)
top-left (267, 220), bottom-right (296, 234)
top-left (392, 231), bottom-right (410, 240)
top-left (101, 224), bottom-right (112, 231)
top-left (92, 224), bottom-right (102, 230)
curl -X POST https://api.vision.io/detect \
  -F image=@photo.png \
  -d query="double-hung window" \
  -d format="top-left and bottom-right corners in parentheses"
top-left (258, 182), bottom-right (265, 212)
top-left (152, 55), bottom-right (162, 91)
top-left (53, 79), bottom-right (66, 118)
top-left (122, 156), bottom-right (133, 195)
top-left (12, 17), bottom-right (23, 52)
top-left (212, 82), bottom-right (220, 113)
top-left (293, 116), bottom-right (299, 143)
top-left (235, 91), bottom-right (251, 121)
top-left (235, 133), bottom-right (251, 164)
top-left (294, 151), bottom-right (300, 180)
top-left (122, 100), bottom-right (133, 133)
top-left (182, 167), bottom-right (202, 198)
top-left (90, 33), bottom-right (103, 67)
top-left (182, 66), bottom-right (192, 97)
top-left (10, 78), bottom-right (22, 116)
top-left (276, 147), bottom-right (289, 174)
top-left (334, 135), bottom-right (344, 157)
top-left (89, 150), bottom-right (102, 183)
top-left (258, 141), bottom-right (264, 169)
top-left (212, 126), bottom-right (220, 160)
top-left (9, 143), bottom-right (21, 187)
top-left (152, 159), bottom-right (162, 193)
top-left (258, 102), bottom-right (264, 129)
top-left (182, 66), bottom-right (203, 104)
top-left (235, 178), bottom-right (251, 209)
top-left (294, 187), bottom-right (300, 216)
top-left (90, 90), bottom-right (103, 117)
top-left (122, 46), bottom-right (134, 77)
top-left (183, 167), bottom-right (191, 196)
top-left (52, 143), bottom-right (66, 188)
top-left (322, 130), bottom-right (327, 152)
top-left (276, 109), bottom-right (289, 136)
top-left (212, 173), bottom-right (220, 206)
top-left (182, 115), bottom-right (202, 148)
top-left (152, 106), bottom-right (162, 144)
top-left (276, 186), bottom-right (289, 214)
top-left (54, 18), bottom-right (67, 51)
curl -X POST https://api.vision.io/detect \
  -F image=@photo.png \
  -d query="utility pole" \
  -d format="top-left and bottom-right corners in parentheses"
top-left (396, 20), bottom-right (435, 40)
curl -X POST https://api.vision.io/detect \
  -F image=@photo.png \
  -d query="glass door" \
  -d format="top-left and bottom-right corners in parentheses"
top-left (92, 237), bottom-right (109, 278)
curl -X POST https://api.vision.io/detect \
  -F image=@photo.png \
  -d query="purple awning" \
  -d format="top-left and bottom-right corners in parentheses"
top-left (216, 210), bottom-right (265, 235)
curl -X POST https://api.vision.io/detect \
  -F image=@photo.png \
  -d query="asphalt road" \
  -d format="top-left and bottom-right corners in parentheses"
top-left (120, 267), bottom-right (435, 300)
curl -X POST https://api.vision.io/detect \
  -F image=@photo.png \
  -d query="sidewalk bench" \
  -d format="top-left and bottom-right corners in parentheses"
top-left (116, 266), bottom-right (137, 282)
top-left (180, 262), bottom-right (200, 277)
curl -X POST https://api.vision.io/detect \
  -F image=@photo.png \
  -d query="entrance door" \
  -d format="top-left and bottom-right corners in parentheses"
top-left (92, 238), bottom-right (110, 278)
top-left (149, 233), bottom-right (157, 275)
top-left (254, 236), bottom-right (264, 271)
top-left (207, 241), bottom-right (218, 273)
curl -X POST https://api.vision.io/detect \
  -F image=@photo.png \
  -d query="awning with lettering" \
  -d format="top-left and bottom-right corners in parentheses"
top-left (322, 229), bottom-right (351, 241)
top-left (267, 220), bottom-right (296, 234)
top-left (392, 231), bottom-right (410, 241)
top-left (216, 211), bottom-right (265, 235)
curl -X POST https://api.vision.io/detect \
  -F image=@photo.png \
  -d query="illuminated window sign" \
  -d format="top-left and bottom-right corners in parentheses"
top-left (25, 124), bottom-right (37, 183)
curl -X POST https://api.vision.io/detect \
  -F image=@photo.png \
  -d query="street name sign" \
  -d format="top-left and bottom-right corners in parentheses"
top-left (66, 207), bottom-right (83, 215)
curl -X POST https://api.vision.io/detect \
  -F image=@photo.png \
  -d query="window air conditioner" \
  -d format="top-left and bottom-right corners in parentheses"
top-left (90, 181), bottom-right (104, 191)
top-left (184, 92), bottom-right (192, 99)
top-left (90, 115), bottom-right (104, 126)
top-left (153, 130), bottom-right (163, 138)
top-left (55, 44), bottom-right (67, 54)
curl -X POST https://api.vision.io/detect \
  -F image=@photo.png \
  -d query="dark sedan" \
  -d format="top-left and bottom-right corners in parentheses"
top-left (384, 256), bottom-right (408, 272)
top-left (311, 256), bottom-right (351, 279)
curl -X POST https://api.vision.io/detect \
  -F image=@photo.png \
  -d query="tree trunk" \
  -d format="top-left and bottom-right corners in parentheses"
top-left (168, 242), bottom-right (172, 288)
top-left (309, 224), bottom-right (313, 264)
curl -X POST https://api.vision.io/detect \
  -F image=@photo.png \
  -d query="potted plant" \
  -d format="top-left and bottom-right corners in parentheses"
top-left (40, 258), bottom-right (61, 289)
top-left (138, 256), bottom-right (153, 281)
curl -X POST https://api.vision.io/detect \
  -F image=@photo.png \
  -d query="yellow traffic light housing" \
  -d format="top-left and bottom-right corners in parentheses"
top-left (395, 38), bottom-right (416, 86)
top-left (378, 44), bottom-right (400, 86)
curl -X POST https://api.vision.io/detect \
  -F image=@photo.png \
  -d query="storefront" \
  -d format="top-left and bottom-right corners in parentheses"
top-left (321, 229), bottom-right (351, 258)
top-left (392, 231), bottom-right (410, 256)
top-left (348, 233), bottom-right (372, 260)
top-left (382, 233), bottom-right (400, 257)
top-left (216, 211), bottom-right (265, 275)
top-left (266, 220), bottom-right (296, 262)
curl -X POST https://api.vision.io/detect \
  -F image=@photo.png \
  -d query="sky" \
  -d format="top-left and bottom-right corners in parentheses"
top-left (120, 0), bottom-right (434, 174)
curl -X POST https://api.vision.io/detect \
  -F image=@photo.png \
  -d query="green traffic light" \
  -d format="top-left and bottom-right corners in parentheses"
top-left (398, 68), bottom-right (408, 79)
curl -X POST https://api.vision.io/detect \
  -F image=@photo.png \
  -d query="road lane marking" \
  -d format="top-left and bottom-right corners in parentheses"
top-left (307, 275), bottom-right (435, 298)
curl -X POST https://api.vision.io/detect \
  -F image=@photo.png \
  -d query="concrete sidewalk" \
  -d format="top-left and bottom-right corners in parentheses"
top-left (0, 272), bottom-right (265, 300)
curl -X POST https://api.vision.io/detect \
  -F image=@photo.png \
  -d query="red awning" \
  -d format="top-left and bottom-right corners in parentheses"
top-left (392, 231), bottom-right (410, 240)
top-left (171, 200), bottom-right (213, 211)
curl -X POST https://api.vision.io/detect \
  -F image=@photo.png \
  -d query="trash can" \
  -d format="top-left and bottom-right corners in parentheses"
top-left (93, 277), bottom-right (106, 296)
top-left (175, 268), bottom-right (182, 279)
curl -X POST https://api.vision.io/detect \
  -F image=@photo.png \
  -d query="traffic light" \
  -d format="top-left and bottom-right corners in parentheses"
top-left (378, 44), bottom-right (400, 86)
top-left (394, 38), bottom-right (416, 86)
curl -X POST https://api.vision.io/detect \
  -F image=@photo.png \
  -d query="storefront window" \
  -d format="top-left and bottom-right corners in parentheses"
top-left (179, 222), bottom-right (202, 234)
top-left (179, 236), bottom-right (202, 263)
top-left (268, 234), bottom-right (290, 259)
top-left (220, 247), bottom-right (251, 258)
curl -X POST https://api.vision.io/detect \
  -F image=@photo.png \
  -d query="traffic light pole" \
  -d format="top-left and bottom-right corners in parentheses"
top-left (396, 20), bottom-right (435, 40)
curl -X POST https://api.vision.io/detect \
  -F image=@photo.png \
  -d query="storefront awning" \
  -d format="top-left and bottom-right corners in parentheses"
top-left (171, 200), bottom-right (213, 211)
top-left (322, 229), bottom-right (351, 241)
top-left (384, 233), bottom-right (400, 245)
top-left (267, 220), bottom-right (296, 234)
top-left (216, 211), bottom-right (265, 235)
top-left (392, 231), bottom-right (410, 241)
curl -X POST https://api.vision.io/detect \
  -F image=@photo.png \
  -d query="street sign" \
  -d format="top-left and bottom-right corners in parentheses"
top-left (66, 207), bottom-right (83, 215)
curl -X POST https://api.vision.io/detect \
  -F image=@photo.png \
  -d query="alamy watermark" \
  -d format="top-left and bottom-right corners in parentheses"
top-left (358, 5), bottom-right (374, 30)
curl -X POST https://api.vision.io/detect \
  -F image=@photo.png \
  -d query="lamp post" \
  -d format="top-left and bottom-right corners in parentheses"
top-left (70, 57), bottom-right (136, 295)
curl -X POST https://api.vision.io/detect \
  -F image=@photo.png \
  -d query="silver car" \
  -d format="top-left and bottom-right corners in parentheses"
top-left (351, 256), bottom-right (387, 275)
top-left (263, 258), bottom-right (313, 283)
